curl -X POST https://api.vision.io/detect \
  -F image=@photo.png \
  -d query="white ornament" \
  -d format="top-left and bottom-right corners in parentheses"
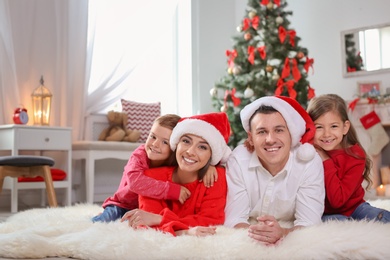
top-left (210, 87), bottom-right (217, 97)
top-left (276, 16), bottom-right (284, 25)
top-left (220, 104), bottom-right (228, 112)
top-left (244, 87), bottom-right (254, 98)
top-left (232, 66), bottom-right (241, 75)
top-left (272, 74), bottom-right (280, 81)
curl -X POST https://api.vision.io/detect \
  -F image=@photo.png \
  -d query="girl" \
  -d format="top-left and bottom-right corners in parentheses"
top-left (121, 112), bottom-right (232, 236)
top-left (92, 114), bottom-right (217, 223)
top-left (307, 94), bottom-right (390, 223)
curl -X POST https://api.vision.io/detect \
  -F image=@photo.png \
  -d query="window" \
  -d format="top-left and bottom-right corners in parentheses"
top-left (87, 0), bottom-right (192, 115)
top-left (359, 26), bottom-right (390, 71)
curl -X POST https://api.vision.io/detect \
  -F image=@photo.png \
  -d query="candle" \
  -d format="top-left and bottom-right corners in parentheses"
top-left (376, 184), bottom-right (386, 196)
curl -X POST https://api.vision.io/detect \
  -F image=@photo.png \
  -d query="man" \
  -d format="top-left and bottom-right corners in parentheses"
top-left (224, 95), bottom-right (325, 245)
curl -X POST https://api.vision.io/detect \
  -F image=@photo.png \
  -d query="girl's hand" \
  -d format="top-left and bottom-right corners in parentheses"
top-left (179, 186), bottom-right (191, 204)
top-left (176, 226), bottom-right (217, 237)
top-left (314, 145), bottom-right (330, 161)
top-left (201, 165), bottom-right (218, 188)
top-left (121, 209), bottom-right (162, 229)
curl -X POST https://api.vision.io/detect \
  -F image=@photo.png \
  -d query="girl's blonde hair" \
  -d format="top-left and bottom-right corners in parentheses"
top-left (307, 94), bottom-right (372, 189)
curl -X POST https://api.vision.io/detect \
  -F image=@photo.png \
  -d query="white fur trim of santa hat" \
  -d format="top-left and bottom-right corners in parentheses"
top-left (240, 96), bottom-right (316, 161)
top-left (170, 112), bottom-right (231, 165)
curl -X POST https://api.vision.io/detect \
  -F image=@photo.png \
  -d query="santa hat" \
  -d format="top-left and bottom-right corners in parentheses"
top-left (240, 95), bottom-right (316, 161)
top-left (170, 112), bottom-right (232, 165)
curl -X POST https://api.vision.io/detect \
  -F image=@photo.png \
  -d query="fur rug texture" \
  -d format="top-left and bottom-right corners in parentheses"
top-left (1, 200), bottom-right (390, 260)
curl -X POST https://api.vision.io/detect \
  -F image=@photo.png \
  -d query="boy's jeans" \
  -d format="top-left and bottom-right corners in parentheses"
top-left (92, 205), bottom-right (129, 223)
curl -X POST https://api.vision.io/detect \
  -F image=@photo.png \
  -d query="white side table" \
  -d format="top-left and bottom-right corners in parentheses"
top-left (0, 124), bottom-right (72, 212)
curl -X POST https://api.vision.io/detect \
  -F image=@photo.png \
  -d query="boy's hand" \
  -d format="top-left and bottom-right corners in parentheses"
top-left (179, 186), bottom-right (191, 204)
top-left (201, 165), bottom-right (218, 188)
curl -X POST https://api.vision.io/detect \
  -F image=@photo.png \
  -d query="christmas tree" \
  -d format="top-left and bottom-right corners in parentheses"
top-left (344, 33), bottom-right (364, 73)
top-left (211, 0), bottom-right (315, 147)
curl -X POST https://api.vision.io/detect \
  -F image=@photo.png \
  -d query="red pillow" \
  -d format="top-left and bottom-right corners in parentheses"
top-left (18, 168), bottom-right (67, 182)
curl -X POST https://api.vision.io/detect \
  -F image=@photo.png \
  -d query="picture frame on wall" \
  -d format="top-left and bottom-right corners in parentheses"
top-left (357, 81), bottom-right (381, 97)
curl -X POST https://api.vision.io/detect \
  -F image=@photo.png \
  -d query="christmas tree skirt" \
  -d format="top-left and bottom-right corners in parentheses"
top-left (1, 201), bottom-right (390, 259)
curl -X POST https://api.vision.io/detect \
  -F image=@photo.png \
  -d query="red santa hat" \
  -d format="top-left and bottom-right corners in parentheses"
top-left (240, 95), bottom-right (316, 161)
top-left (170, 112), bottom-right (232, 165)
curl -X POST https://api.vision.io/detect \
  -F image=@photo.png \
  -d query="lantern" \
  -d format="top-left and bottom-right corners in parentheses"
top-left (31, 76), bottom-right (52, 125)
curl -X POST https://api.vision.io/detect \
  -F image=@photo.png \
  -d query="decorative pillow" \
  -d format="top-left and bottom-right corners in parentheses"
top-left (121, 99), bottom-right (161, 142)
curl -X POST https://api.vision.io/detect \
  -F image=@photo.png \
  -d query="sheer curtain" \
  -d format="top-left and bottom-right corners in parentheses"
top-left (86, 0), bottom-right (182, 115)
top-left (0, 0), bottom-right (20, 125)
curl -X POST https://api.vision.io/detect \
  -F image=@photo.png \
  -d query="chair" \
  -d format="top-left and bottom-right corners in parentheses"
top-left (0, 155), bottom-right (58, 212)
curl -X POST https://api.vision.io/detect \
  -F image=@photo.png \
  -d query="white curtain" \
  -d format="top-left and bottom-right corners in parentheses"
top-left (0, 0), bottom-right (88, 140)
top-left (0, 0), bottom-right (20, 124)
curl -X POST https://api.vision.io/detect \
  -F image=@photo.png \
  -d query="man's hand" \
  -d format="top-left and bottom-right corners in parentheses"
top-left (120, 209), bottom-right (162, 229)
top-left (248, 215), bottom-right (285, 245)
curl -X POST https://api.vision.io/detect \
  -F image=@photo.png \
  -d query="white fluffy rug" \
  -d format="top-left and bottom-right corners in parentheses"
top-left (1, 200), bottom-right (390, 260)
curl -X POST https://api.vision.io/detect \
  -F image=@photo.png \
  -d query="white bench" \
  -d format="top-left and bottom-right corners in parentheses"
top-left (72, 114), bottom-right (142, 203)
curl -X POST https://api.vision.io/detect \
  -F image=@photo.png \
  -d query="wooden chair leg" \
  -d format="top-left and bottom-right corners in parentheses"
top-left (42, 165), bottom-right (58, 207)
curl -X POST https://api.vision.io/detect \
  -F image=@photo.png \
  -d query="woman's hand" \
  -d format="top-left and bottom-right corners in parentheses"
top-left (201, 165), bottom-right (218, 188)
top-left (175, 226), bottom-right (217, 237)
top-left (120, 209), bottom-right (162, 229)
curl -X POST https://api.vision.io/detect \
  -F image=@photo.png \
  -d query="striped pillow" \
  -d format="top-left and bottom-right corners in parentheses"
top-left (121, 99), bottom-right (161, 142)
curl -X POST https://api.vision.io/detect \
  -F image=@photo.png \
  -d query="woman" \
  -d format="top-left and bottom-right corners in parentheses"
top-left (121, 112), bottom-right (231, 236)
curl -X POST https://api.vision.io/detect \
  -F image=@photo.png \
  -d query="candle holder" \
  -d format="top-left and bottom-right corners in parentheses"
top-left (31, 76), bottom-right (52, 125)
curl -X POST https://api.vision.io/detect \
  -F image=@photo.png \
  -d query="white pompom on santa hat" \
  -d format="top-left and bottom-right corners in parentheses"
top-left (240, 95), bottom-right (316, 161)
top-left (170, 112), bottom-right (232, 165)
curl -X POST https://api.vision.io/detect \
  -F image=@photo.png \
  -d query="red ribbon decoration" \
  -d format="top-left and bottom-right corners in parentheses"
top-left (281, 58), bottom-right (301, 81)
top-left (348, 98), bottom-right (360, 111)
top-left (226, 49), bottom-right (237, 68)
top-left (247, 46), bottom-right (266, 65)
top-left (304, 57), bottom-right (314, 73)
top-left (368, 97), bottom-right (378, 104)
top-left (275, 79), bottom-right (297, 99)
top-left (242, 16), bottom-right (259, 31)
top-left (224, 88), bottom-right (241, 107)
top-left (278, 26), bottom-right (296, 47)
top-left (307, 86), bottom-right (315, 99)
top-left (260, 0), bottom-right (280, 6)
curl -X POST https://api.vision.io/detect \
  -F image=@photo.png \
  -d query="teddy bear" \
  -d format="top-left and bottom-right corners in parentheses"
top-left (98, 110), bottom-right (141, 142)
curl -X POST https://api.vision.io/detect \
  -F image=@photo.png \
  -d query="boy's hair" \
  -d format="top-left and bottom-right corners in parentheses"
top-left (154, 114), bottom-right (181, 166)
top-left (155, 114), bottom-right (181, 131)
top-left (307, 94), bottom-right (373, 189)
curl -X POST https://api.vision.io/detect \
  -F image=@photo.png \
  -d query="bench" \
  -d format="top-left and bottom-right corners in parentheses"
top-left (72, 114), bottom-right (142, 204)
